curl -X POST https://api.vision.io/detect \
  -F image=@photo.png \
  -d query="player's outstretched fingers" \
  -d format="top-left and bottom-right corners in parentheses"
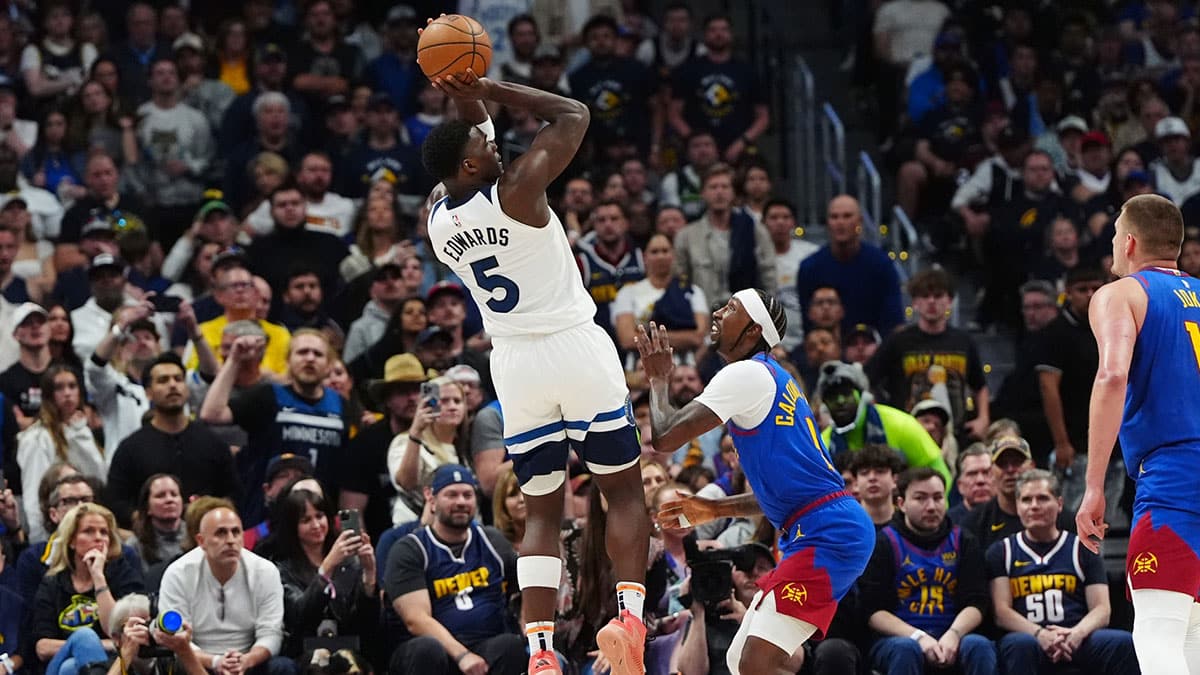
top-left (635, 324), bottom-right (651, 357)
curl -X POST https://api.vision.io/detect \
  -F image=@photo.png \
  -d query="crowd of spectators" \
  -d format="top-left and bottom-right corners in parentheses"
top-left (0, 0), bottom-right (1171, 674)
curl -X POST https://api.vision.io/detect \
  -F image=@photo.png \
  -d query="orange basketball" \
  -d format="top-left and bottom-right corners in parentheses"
top-left (417, 15), bottom-right (492, 79)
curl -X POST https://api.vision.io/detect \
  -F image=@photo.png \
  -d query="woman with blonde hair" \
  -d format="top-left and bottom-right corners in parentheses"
top-left (31, 502), bottom-right (144, 675)
top-left (387, 375), bottom-right (472, 524)
top-left (339, 196), bottom-right (414, 282)
top-left (241, 151), bottom-right (290, 221)
top-left (18, 365), bottom-right (105, 541)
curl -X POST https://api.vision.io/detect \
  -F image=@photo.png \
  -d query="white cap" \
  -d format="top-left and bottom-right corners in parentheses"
top-left (1056, 115), bottom-right (1087, 135)
top-left (1157, 116), bottom-right (1191, 140)
top-left (11, 302), bottom-right (47, 332)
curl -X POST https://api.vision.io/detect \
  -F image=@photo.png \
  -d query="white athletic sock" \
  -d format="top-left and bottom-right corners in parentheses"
top-left (526, 621), bottom-right (555, 656)
top-left (616, 581), bottom-right (646, 621)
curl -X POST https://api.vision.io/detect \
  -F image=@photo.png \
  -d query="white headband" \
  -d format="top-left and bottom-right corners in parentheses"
top-left (732, 289), bottom-right (781, 348)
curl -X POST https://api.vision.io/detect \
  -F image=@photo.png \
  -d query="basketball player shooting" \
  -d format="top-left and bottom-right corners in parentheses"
top-left (422, 69), bottom-right (651, 675)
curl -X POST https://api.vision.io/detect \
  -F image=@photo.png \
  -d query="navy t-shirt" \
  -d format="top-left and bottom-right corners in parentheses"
top-left (671, 56), bottom-right (763, 148)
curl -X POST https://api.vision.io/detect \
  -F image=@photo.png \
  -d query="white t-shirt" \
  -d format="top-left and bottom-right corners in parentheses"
top-left (872, 0), bottom-right (950, 65)
top-left (610, 278), bottom-right (709, 326)
top-left (246, 192), bottom-right (358, 239)
top-left (19, 40), bottom-right (98, 80)
top-left (693, 359), bottom-right (777, 430)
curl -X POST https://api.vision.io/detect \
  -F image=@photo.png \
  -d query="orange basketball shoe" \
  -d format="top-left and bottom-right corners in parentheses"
top-left (528, 649), bottom-right (562, 674)
top-left (595, 610), bottom-right (647, 675)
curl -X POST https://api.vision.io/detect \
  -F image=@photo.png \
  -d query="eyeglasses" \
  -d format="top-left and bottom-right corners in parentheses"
top-left (57, 495), bottom-right (94, 508)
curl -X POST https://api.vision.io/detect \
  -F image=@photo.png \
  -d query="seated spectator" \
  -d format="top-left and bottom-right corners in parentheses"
top-left (659, 131), bottom-right (719, 221)
top-left (387, 375), bottom-right (470, 524)
top-left (221, 93), bottom-right (305, 213)
top-left (613, 233), bottom-right (708, 373)
top-left (84, 301), bottom-right (160, 455)
top-left (187, 256), bottom-right (291, 377)
top-left (577, 199), bottom-right (647, 340)
top-left (797, 196), bottom-right (905, 334)
top-left (815, 361), bottom-right (950, 482)
top-left (848, 444), bottom-right (906, 527)
top-left (337, 197), bottom-right (412, 283)
top-left (55, 154), bottom-right (150, 274)
top-left (950, 125), bottom-right (1030, 247)
top-left (1150, 116), bottom-right (1200, 206)
top-left (860, 468), bottom-right (996, 675)
top-left (158, 500), bottom-right (294, 675)
top-left (106, 351), bottom-right (238, 527)
top-left (674, 163), bottom-right (776, 308)
top-left (491, 466), bottom-right (526, 553)
top-left (244, 454), bottom-right (316, 552)
top-left (123, 473), bottom-right (185, 573)
top-left (104, 593), bottom-right (207, 675)
top-left (276, 266), bottom-right (344, 349)
top-left (246, 153), bottom-right (356, 239)
top-left (17, 365), bottom-right (104, 541)
top-left (947, 444), bottom-right (995, 525)
top-left (1031, 216), bottom-right (1086, 290)
top-left (843, 323), bottom-right (881, 365)
top-left (383, 465), bottom-right (524, 675)
top-left (272, 487), bottom-right (379, 658)
top-left (342, 263), bottom-right (410, 363)
top-left (966, 436), bottom-right (1074, 550)
top-left (988, 469), bottom-right (1136, 674)
top-left (31, 502), bottom-right (145, 675)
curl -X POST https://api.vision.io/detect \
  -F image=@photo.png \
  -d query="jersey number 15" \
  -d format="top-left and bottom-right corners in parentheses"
top-left (471, 256), bottom-right (520, 313)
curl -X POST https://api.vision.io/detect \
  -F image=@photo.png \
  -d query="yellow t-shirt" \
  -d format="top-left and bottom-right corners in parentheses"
top-left (186, 316), bottom-right (291, 375)
top-left (219, 58), bottom-right (250, 95)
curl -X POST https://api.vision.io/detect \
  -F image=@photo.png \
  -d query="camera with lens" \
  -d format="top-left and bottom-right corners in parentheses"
top-left (138, 593), bottom-right (183, 659)
top-left (683, 536), bottom-right (757, 615)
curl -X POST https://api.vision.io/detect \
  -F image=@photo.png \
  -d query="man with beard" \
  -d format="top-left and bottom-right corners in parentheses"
top-left (384, 464), bottom-right (524, 675)
top-left (859, 467), bottom-right (996, 675)
top-left (815, 361), bottom-right (950, 483)
top-left (569, 15), bottom-right (658, 159)
top-left (105, 353), bottom-right (238, 528)
top-left (71, 253), bottom-right (168, 364)
top-left (340, 354), bottom-right (427, 542)
top-left (642, 290), bottom-right (875, 675)
top-left (201, 329), bottom-right (352, 524)
top-left (277, 266), bottom-right (343, 345)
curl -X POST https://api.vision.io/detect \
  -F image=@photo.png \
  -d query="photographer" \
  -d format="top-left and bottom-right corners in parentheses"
top-left (676, 543), bottom-right (802, 675)
top-left (106, 594), bottom-right (207, 675)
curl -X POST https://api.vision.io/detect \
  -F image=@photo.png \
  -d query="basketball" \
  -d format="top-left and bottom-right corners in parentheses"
top-left (417, 15), bottom-right (492, 80)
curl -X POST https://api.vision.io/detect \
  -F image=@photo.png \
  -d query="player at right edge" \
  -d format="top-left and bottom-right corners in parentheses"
top-left (1077, 193), bottom-right (1200, 673)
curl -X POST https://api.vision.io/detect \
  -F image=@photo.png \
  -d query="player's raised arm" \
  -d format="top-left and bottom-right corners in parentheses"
top-left (636, 322), bottom-right (722, 452)
top-left (1078, 279), bottom-right (1140, 551)
top-left (435, 70), bottom-right (588, 227)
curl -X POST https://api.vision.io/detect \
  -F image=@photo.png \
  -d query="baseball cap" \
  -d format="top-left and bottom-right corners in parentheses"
top-left (415, 325), bottom-right (453, 346)
top-left (81, 214), bottom-right (116, 238)
top-left (426, 280), bottom-right (465, 304)
top-left (1081, 131), bottom-right (1111, 149)
top-left (910, 399), bottom-right (951, 426)
top-left (1056, 115), bottom-right (1088, 135)
top-left (0, 192), bottom-right (26, 210)
top-left (1157, 116), bottom-right (1191, 140)
top-left (265, 453), bottom-right (315, 482)
top-left (431, 464), bottom-right (478, 494)
top-left (386, 4), bottom-right (417, 25)
top-left (255, 42), bottom-right (287, 63)
top-left (88, 253), bottom-right (125, 276)
top-left (990, 436), bottom-right (1032, 463)
top-left (172, 32), bottom-right (205, 53)
top-left (11, 302), bottom-right (48, 331)
top-left (195, 199), bottom-right (232, 221)
top-left (843, 323), bottom-right (881, 346)
top-left (1124, 169), bottom-right (1152, 188)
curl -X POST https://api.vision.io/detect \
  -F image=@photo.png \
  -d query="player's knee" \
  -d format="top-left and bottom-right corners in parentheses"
top-left (519, 470), bottom-right (565, 496)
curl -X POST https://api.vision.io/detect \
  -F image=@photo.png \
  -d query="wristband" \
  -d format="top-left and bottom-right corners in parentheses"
top-left (946, 626), bottom-right (961, 637)
top-left (910, 629), bottom-right (927, 642)
top-left (454, 650), bottom-right (471, 664)
top-left (94, 585), bottom-right (109, 596)
top-left (1034, 627), bottom-right (1044, 639)
top-left (477, 116), bottom-right (495, 142)
top-left (211, 655), bottom-right (222, 672)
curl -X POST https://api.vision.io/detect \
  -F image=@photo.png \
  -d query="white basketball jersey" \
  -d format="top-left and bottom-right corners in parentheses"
top-left (428, 184), bottom-right (596, 337)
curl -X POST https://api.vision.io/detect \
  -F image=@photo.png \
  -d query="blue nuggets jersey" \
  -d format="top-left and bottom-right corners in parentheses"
top-left (1122, 268), bottom-right (1200, 477)
top-left (883, 525), bottom-right (961, 635)
top-left (409, 524), bottom-right (508, 644)
top-left (998, 531), bottom-right (1091, 628)
top-left (576, 232), bottom-right (646, 336)
top-left (726, 353), bottom-right (846, 530)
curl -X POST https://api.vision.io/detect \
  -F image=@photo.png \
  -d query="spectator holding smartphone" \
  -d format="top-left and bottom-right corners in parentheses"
top-left (386, 375), bottom-right (471, 526)
top-left (269, 487), bottom-right (378, 658)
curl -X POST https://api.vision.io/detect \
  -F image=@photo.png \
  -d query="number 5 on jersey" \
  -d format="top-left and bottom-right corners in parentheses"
top-left (470, 256), bottom-right (520, 313)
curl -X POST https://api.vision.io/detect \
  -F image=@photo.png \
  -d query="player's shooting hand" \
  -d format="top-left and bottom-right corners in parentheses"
top-left (1075, 488), bottom-right (1108, 554)
top-left (635, 322), bottom-right (674, 382)
top-left (657, 493), bottom-right (719, 529)
top-left (433, 69), bottom-right (491, 100)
